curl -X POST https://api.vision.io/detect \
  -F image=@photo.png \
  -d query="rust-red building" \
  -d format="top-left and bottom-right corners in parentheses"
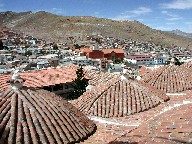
top-left (75, 47), bottom-right (125, 60)
top-left (86, 50), bottom-right (104, 59)
top-left (102, 49), bottom-right (124, 60)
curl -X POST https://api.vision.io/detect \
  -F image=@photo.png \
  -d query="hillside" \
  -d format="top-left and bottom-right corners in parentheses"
top-left (167, 29), bottom-right (192, 38)
top-left (1, 11), bottom-right (192, 49)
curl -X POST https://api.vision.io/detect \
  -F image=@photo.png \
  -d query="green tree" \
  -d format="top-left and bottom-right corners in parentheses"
top-left (0, 40), bottom-right (3, 50)
top-left (72, 66), bottom-right (88, 99)
top-left (174, 57), bottom-right (183, 66)
top-left (73, 44), bottom-right (81, 49)
top-left (113, 58), bottom-right (124, 64)
top-left (25, 50), bottom-right (32, 56)
top-left (39, 49), bottom-right (46, 55)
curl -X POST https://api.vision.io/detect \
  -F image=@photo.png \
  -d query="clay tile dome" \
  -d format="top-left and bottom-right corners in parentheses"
top-left (181, 60), bottom-right (192, 70)
top-left (72, 79), bottom-right (168, 118)
top-left (140, 65), bottom-right (192, 93)
top-left (0, 82), bottom-right (96, 143)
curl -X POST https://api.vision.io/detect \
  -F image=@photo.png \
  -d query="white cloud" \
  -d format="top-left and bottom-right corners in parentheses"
top-left (130, 7), bottom-right (152, 15)
top-left (113, 7), bottom-right (152, 20)
top-left (160, 0), bottom-right (192, 9)
top-left (185, 21), bottom-right (192, 25)
top-left (161, 10), bottom-right (182, 21)
top-left (50, 8), bottom-right (65, 15)
top-left (166, 22), bottom-right (175, 25)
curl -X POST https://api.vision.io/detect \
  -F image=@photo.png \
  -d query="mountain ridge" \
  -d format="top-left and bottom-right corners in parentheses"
top-left (167, 29), bottom-right (192, 38)
top-left (0, 11), bottom-right (192, 50)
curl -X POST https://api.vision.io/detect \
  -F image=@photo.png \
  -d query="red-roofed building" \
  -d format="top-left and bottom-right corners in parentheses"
top-left (102, 49), bottom-right (124, 60)
top-left (0, 65), bottom-right (80, 98)
top-left (0, 72), bottom-right (96, 143)
top-left (75, 48), bottom-right (125, 60)
top-left (86, 50), bottom-right (104, 59)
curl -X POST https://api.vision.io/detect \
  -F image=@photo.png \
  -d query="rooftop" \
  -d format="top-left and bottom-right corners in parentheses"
top-left (81, 90), bottom-right (192, 143)
top-left (0, 86), bottom-right (96, 143)
top-left (72, 78), bottom-right (168, 118)
top-left (141, 64), bottom-right (192, 93)
top-left (0, 65), bottom-right (79, 91)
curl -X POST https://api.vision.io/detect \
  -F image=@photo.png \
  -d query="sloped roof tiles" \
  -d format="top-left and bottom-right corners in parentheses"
top-left (0, 65), bottom-right (79, 92)
top-left (141, 65), bottom-right (192, 93)
top-left (113, 103), bottom-right (192, 143)
top-left (72, 78), bottom-right (168, 118)
top-left (0, 88), bottom-right (96, 143)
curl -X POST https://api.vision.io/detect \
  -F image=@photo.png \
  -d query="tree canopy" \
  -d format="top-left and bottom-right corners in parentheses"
top-left (72, 66), bottom-right (88, 99)
top-left (0, 40), bottom-right (4, 50)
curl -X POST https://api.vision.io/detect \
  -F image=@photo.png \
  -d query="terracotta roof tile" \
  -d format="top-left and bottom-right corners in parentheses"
top-left (0, 65), bottom-right (79, 91)
top-left (72, 77), bottom-right (168, 118)
top-left (85, 70), bottom-right (119, 86)
top-left (141, 65), bottom-right (192, 93)
top-left (113, 103), bottom-right (192, 143)
top-left (102, 49), bottom-right (124, 54)
top-left (181, 60), bottom-right (192, 70)
top-left (0, 88), bottom-right (96, 143)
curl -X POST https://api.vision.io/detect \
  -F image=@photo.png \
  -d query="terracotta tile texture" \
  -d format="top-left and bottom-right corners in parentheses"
top-left (141, 65), bottom-right (192, 93)
top-left (85, 70), bottom-right (119, 86)
top-left (0, 66), bottom-right (113, 92)
top-left (80, 91), bottom-right (192, 143)
top-left (0, 88), bottom-right (96, 144)
top-left (112, 102), bottom-right (192, 144)
top-left (72, 78), bottom-right (168, 118)
top-left (0, 65), bottom-right (79, 91)
top-left (181, 60), bottom-right (192, 70)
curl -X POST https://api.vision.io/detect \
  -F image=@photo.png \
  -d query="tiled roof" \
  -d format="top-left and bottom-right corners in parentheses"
top-left (181, 60), bottom-right (192, 70)
top-left (113, 103), bottom-right (192, 143)
top-left (141, 65), bottom-right (192, 93)
top-left (85, 70), bottom-right (119, 86)
top-left (137, 66), bottom-right (152, 77)
top-left (72, 78), bottom-right (168, 118)
top-left (0, 65), bottom-right (79, 91)
top-left (102, 49), bottom-right (124, 54)
top-left (80, 90), bottom-right (192, 143)
top-left (0, 88), bottom-right (96, 144)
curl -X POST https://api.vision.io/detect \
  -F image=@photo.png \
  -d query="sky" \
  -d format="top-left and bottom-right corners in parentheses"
top-left (0, 0), bottom-right (192, 33)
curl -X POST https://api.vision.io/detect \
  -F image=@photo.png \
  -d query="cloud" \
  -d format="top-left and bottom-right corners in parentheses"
top-left (166, 22), bottom-right (175, 25)
top-left (50, 8), bottom-right (65, 15)
top-left (130, 7), bottom-right (152, 15)
top-left (160, 0), bottom-right (192, 9)
top-left (113, 7), bottom-right (152, 20)
top-left (185, 21), bottom-right (192, 25)
top-left (161, 10), bottom-right (182, 21)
